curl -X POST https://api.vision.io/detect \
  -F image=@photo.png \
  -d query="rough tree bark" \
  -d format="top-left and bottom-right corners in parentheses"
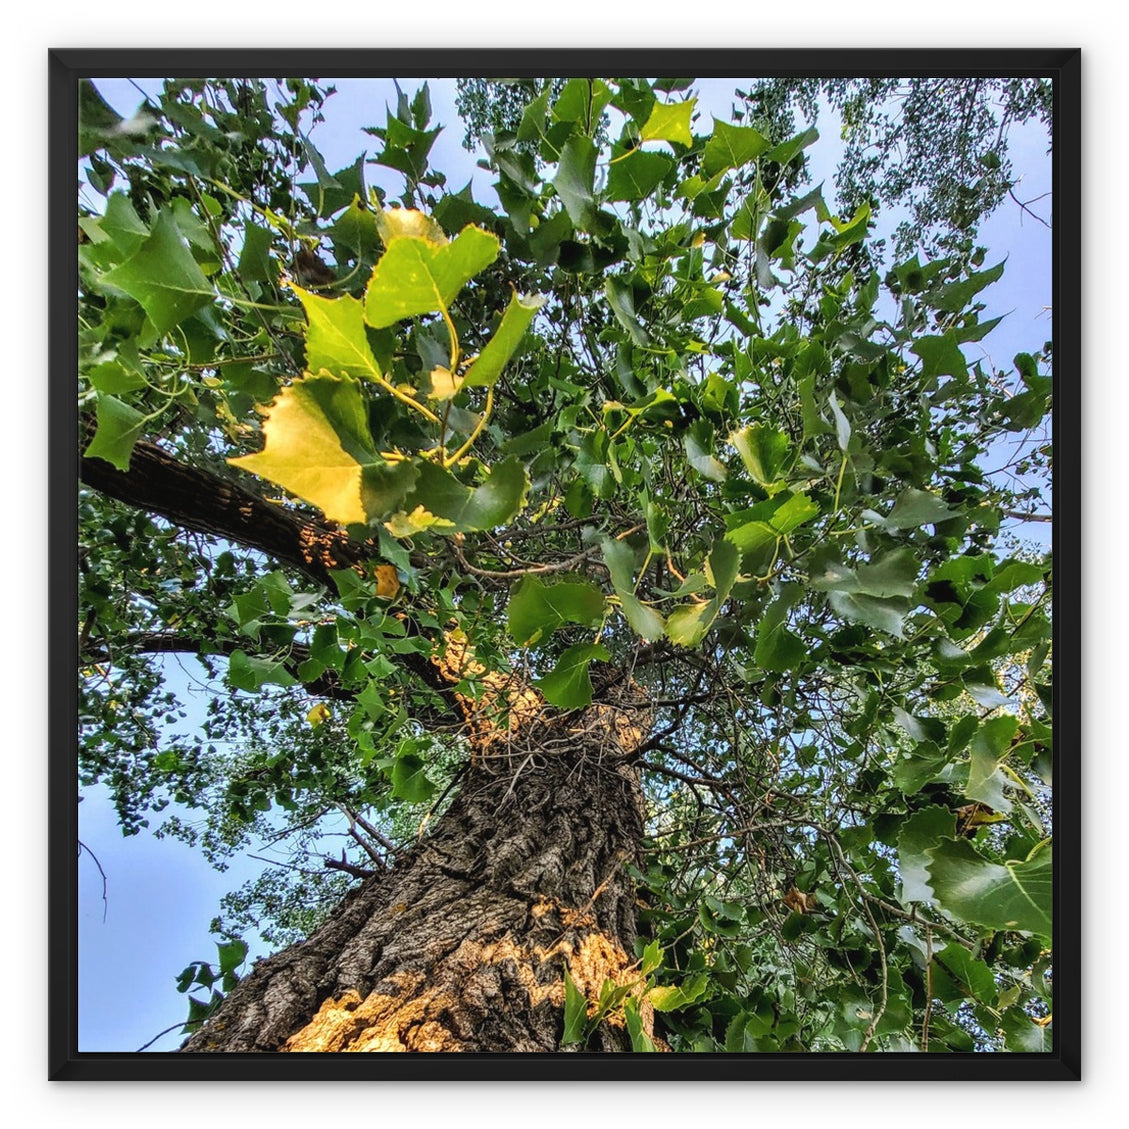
top-left (182, 685), bottom-right (654, 1052)
top-left (81, 438), bottom-right (661, 1052)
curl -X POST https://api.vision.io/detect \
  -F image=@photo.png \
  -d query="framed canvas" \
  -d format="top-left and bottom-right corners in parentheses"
top-left (50, 47), bottom-right (1079, 1080)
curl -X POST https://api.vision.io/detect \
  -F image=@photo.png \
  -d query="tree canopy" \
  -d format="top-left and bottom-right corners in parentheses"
top-left (76, 73), bottom-right (1053, 1056)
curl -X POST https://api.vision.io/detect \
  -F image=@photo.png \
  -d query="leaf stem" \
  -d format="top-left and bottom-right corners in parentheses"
top-left (445, 386), bottom-right (494, 466)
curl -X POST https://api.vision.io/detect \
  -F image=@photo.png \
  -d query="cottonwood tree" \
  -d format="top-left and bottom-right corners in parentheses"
top-left (458, 75), bottom-right (1053, 265)
top-left (76, 75), bottom-right (1053, 1054)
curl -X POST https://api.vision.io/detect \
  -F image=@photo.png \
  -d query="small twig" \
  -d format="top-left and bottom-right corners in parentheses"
top-left (415, 761), bottom-right (470, 841)
top-left (247, 853), bottom-right (317, 874)
top-left (342, 804), bottom-right (400, 856)
top-left (453, 540), bottom-right (603, 580)
top-left (921, 925), bottom-right (934, 1053)
top-left (857, 889), bottom-right (972, 948)
top-left (137, 1020), bottom-right (190, 1053)
top-left (1008, 188), bottom-right (1051, 228)
top-left (824, 833), bottom-right (888, 1051)
top-left (335, 804), bottom-right (388, 869)
top-left (324, 851), bottom-right (378, 879)
top-left (78, 839), bottom-right (108, 924)
top-left (502, 751), bottom-right (537, 802)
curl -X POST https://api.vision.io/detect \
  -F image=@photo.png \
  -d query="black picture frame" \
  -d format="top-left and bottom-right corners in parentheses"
top-left (50, 47), bottom-right (1081, 1081)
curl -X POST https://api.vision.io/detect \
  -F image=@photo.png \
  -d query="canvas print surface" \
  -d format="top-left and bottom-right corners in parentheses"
top-left (71, 67), bottom-right (1058, 1063)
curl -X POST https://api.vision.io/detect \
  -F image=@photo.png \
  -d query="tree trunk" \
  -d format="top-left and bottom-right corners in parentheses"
top-left (181, 689), bottom-right (656, 1053)
top-left (80, 441), bottom-right (660, 1052)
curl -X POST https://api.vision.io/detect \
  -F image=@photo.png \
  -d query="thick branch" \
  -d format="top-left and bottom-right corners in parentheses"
top-left (79, 422), bottom-right (457, 708)
top-left (80, 427), bottom-right (375, 589)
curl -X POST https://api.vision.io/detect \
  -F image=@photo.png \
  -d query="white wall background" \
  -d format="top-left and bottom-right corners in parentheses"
top-left (6, 4), bottom-right (1116, 1123)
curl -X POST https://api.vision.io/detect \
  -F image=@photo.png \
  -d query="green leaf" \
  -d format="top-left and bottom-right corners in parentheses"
top-left (623, 997), bottom-right (656, 1052)
top-left (639, 99), bottom-right (695, 147)
top-left (79, 79), bottom-right (124, 156)
top-left (552, 78), bottom-right (613, 127)
top-left (897, 805), bottom-right (957, 902)
top-left (724, 1012), bottom-right (760, 1052)
top-left (330, 195), bottom-right (381, 260)
top-left (983, 559), bottom-right (1045, 595)
top-left (100, 191), bottom-right (149, 255)
top-left (683, 286), bottom-right (724, 323)
top-left (665, 538), bottom-right (739, 647)
top-left (828, 591), bottom-right (910, 636)
top-left (290, 285), bottom-right (382, 380)
top-left (828, 390), bottom-right (851, 451)
top-left (100, 208), bottom-right (214, 335)
top-left (228, 374), bottom-right (382, 527)
top-left (86, 359), bottom-right (145, 395)
top-left (966, 715), bottom-right (1019, 814)
top-left (364, 219), bottom-right (499, 328)
top-left (515, 86), bottom-right (551, 143)
top-left (216, 939), bottom-right (248, 975)
top-left (605, 277), bottom-right (651, 346)
top-left (912, 334), bottom-right (968, 380)
top-left (390, 749), bottom-right (435, 804)
top-left (84, 395), bottom-right (146, 471)
top-left (400, 457), bottom-right (530, 534)
top-left (684, 419), bottom-right (727, 482)
top-left (553, 135), bottom-right (598, 229)
top-left (648, 974), bottom-right (708, 1012)
top-left (753, 585), bottom-right (806, 673)
top-left (535, 643), bottom-right (610, 709)
top-left (930, 261), bottom-right (1005, 313)
top-left (813, 548), bottom-right (918, 598)
top-left (602, 537), bottom-right (665, 642)
top-left (926, 839), bottom-right (1052, 937)
top-left (361, 461), bottom-right (423, 523)
top-left (1001, 1010), bottom-right (1052, 1052)
top-left (753, 622), bottom-right (805, 673)
top-left (763, 126), bottom-right (819, 167)
top-left (702, 118), bottom-right (770, 178)
top-left (606, 150), bottom-right (674, 202)
top-left (301, 135), bottom-right (342, 193)
top-left (933, 943), bottom-right (997, 1007)
top-left (730, 423), bottom-right (792, 486)
top-left (781, 910), bottom-right (820, 942)
top-left (726, 492), bottom-right (820, 568)
top-left (507, 574), bottom-right (605, 646)
top-left (228, 650), bottom-right (297, 692)
top-left (237, 222), bottom-right (274, 283)
top-left (561, 969), bottom-right (588, 1045)
top-left (461, 292), bottom-right (544, 389)
top-left (811, 548), bottom-right (918, 636)
top-left (310, 623), bottom-right (345, 672)
top-left (892, 742), bottom-right (950, 795)
top-left (886, 488), bottom-right (958, 530)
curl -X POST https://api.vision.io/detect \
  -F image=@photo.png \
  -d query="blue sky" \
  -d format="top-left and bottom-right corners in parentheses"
top-left (79, 75), bottom-right (1052, 1053)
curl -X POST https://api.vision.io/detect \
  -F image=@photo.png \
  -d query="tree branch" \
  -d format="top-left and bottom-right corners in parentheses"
top-left (80, 422), bottom-right (459, 709)
top-left (80, 423), bottom-right (376, 589)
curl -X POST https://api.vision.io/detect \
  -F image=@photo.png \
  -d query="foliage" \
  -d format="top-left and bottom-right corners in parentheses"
top-left (171, 936), bottom-right (248, 1040)
top-left (458, 75), bottom-right (1053, 264)
top-left (78, 75), bottom-right (1053, 1053)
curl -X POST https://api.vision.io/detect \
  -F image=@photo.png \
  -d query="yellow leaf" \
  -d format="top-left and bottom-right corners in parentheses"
top-left (640, 99), bottom-right (696, 147)
top-left (429, 365), bottom-right (460, 401)
top-left (384, 505), bottom-right (449, 537)
top-left (227, 374), bottom-right (371, 527)
top-left (374, 564), bottom-right (400, 600)
top-left (307, 703), bottom-right (331, 728)
top-left (375, 207), bottom-right (447, 246)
